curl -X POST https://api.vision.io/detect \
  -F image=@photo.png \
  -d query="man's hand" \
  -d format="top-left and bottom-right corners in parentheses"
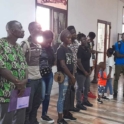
top-left (84, 71), bottom-right (89, 76)
top-left (15, 79), bottom-right (27, 90)
top-left (15, 79), bottom-right (27, 97)
top-left (107, 74), bottom-right (111, 79)
top-left (18, 88), bottom-right (25, 97)
top-left (70, 76), bottom-right (76, 85)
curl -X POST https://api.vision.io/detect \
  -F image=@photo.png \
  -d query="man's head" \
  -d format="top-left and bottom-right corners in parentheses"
top-left (122, 33), bottom-right (124, 41)
top-left (41, 30), bottom-right (53, 48)
top-left (28, 22), bottom-right (42, 38)
top-left (99, 62), bottom-right (106, 71)
top-left (67, 26), bottom-right (76, 41)
top-left (60, 29), bottom-right (71, 45)
top-left (77, 32), bottom-right (87, 46)
top-left (6, 20), bottom-right (24, 38)
top-left (88, 32), bottom-right (96, 40)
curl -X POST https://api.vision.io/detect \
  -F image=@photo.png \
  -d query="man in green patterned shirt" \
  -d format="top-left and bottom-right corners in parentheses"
top-left (0, 21), bottom-right (27, 124)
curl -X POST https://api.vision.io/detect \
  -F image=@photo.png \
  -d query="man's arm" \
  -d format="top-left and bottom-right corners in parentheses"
top-left (77, 59), bottom-right (89, 76)
top-left (115, 51), bottom-right (124, 58)
top-left (60, 60), bottom-right (73, 78)
top-left (0, 69), bottom-right (18, 84)
top-left (60, 60), bottom-right (75, 85)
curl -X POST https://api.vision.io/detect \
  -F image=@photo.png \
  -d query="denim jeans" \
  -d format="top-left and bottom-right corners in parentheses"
top-left (25, 79), bottom-right (42, 124)
top-left (57, 75), bottom-right (68, 113)
top-left (41, 72), bottom-right (53, 116)
top-left (105, 78), bottom-right (113, 95)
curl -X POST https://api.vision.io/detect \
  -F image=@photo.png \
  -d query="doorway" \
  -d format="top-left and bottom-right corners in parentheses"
top-left (97, 20), bottom-right (111, 64)
top-left (36, 6), bottom-right (50, 31)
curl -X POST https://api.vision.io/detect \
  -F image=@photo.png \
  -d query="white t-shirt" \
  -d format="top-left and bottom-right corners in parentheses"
top-left (90, 56), bottom-right (93, 67)
top-left (106, 55), bottom-right (115, 78)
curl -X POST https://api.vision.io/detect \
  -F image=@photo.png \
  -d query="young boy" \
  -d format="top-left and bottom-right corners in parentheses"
top-left (97, 62), bottom-right (108, 104)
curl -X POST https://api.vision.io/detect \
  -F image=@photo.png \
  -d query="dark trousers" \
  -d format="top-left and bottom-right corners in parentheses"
top-left (0, 103), bottom-right (25, 124)
top-left (76, 73), bottom-right (90, 104)
top-left (114, 65), bottom-right (124, 93)
top-left (25, 79), bottom-right (42, 124)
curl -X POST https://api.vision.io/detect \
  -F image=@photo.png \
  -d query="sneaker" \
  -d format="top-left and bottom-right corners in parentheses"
top-left (69, 107), bottom-right (80, 112)
top-left (107, 95), bottom-right (113, 100)
top-left (102, 96), bottom-right (109, 100)
top-left (97, 98), bottom-right (103, 104)
top-left (76, 104), bottom-right (87, 110)
top-left (57, 119), bottom-right (68, 124)
top-left (83, 100), bottom-right (93, 107)
top-left (114, 92), bottom-right (117, 98)
top-left (63, 113), bottom-right (76, 121)
top-left (88, 92), bottom-right (96, 99)
top-left (41, 115), bottom-right (54, 123)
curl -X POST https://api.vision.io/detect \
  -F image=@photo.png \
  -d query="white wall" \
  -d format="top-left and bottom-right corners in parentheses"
top-left (0, 0), bottom-right (124, 96)
top-left (0, 0), bottom-right (35, 43)
top-left (68, 0), bottom-right (124, 47)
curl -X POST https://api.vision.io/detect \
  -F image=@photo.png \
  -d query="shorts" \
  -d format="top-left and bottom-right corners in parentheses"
top-left (98, 85), bottom-right (105, 95)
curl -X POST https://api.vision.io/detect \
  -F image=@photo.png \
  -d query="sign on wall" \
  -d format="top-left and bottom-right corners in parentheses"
top-left (37, 0), bottom-right (67, 10)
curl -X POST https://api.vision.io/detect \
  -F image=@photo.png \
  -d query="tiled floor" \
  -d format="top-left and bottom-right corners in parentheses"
top-left (37, 75), bottom-right (124, 124)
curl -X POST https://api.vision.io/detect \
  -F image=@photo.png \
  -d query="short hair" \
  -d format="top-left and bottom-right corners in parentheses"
top-left (107, 48), bottom-right (114, 55)
top-left (77, 32), bottom-right (86, 41)
top-left (60, 29), bottom-right (71, 42)
top-left (67, 26), bottom-right (75, 32)
top-left (42, 30), bottom-right (53, 39)
top-left (28, 22), bottom-right (39, 32)
top-left (6, 20), bottom-right (19, 30)
top-left (88, 32), bottom-right (96, 39)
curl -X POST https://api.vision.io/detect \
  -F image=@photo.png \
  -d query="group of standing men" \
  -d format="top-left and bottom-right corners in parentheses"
top-left (0, 20), bottom-right (97, 124)
top-left (1, 20), bottom-right (124, 124)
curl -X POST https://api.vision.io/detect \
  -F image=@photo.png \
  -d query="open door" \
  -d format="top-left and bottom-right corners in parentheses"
top-left (97, 20), bottom-right (111, 64)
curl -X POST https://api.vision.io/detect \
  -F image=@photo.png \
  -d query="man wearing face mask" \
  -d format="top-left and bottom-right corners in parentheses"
top-left (21, 22), bottom-right (42, 124)
top-left (0, 20), bottom-right (27, 124)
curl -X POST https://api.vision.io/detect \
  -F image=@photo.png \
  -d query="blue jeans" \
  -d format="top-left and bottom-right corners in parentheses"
top-left (105, 78), bottom-right (113, 95)
top-left (57, 75), bottom-right (68, 113)
top-left (41, 72), bottom-right (53, 116)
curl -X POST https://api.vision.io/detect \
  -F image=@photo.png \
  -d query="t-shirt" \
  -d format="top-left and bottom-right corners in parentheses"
top-left (0, 38), bottom-right (27, 103)
top-left (68, 40), bottom-right (79, 73)
top-left (98, 70), bottom-right (107, 86)
top-left (57, 45), bottom-right (73, 74)
top-left (106, 55), bottom-right (115, 78)
top-left (77, 45), bottom-right (91, 75)
top-left (115, 41), bottom-right (124, 65)
top-left (88, 40), bottom-right (95, 60)
top-left (21, 37), bottom-right (41, 79)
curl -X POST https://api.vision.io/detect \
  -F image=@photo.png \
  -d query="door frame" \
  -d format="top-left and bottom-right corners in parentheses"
top-left (96, 19), bottom-right (111, 62)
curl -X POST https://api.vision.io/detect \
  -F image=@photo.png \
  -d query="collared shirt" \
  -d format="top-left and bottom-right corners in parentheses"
top-left (21, 37), bottom-right (41, 79)
top-left (0, 38), bottom-right (27, 103)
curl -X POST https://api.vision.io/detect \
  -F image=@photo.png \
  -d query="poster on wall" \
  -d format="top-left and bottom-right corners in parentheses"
top-left (37, 0), bottom-right (67, 10)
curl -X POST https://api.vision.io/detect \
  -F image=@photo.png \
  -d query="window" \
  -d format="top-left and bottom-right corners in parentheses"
top-left (36, 6), bottom-right (50, 31)
top-left (122, 7), bottom-right (124, 32)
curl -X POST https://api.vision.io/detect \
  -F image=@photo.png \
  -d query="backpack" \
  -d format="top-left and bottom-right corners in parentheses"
top-left (39, 48), bottom-right (52, 77)
top-left (21, 40), bottom-right (31, 62)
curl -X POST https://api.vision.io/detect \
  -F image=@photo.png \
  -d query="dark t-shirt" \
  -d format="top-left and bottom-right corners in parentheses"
top-left (57, 45), bottom-right (73, 74)
top-left (77, 45), bottom-right (91, 75)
